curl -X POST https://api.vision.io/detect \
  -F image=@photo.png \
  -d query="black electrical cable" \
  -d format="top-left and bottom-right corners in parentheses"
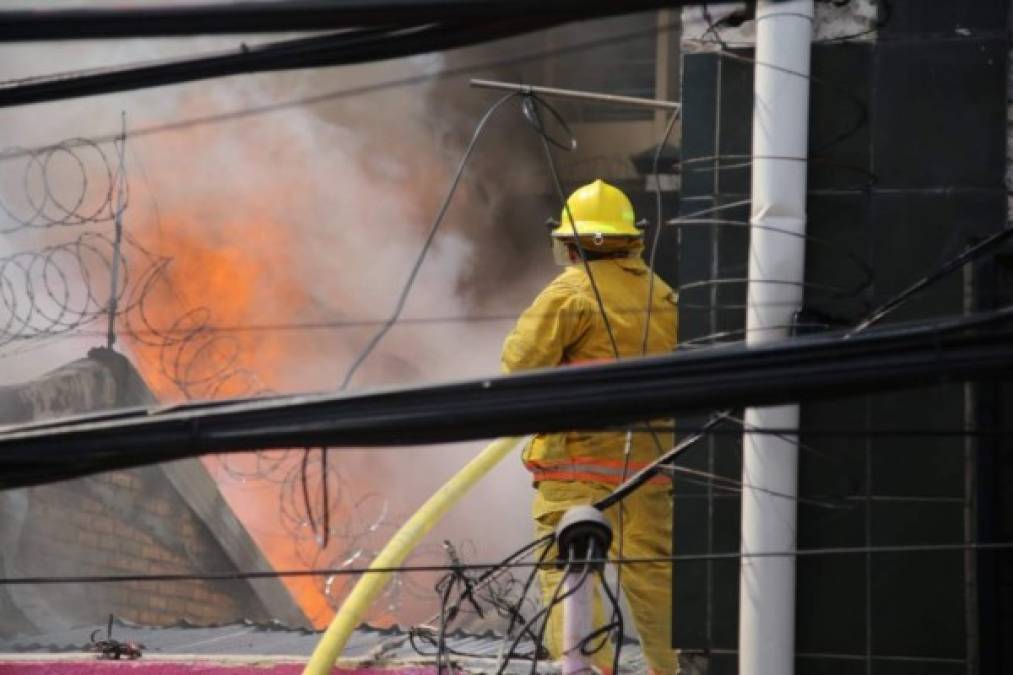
top-left (436, 566), bottom-right (457, 675)
top-left (848, 226), bottom-right (1013, 335)
top-left (496, 536), bottom-right (556, 665)
top-left (595, 413), bottom-right (729, 512)
top-left (660, 205), bottom-right (864, 498)
top-left (687, 12), bottom-right (872, 158)
top-left (437, 540), bottom-right (491, 668)
top-left (410, 618), bottom-right (541, 663)
top-left (424, 424), bottom-right (846, 667)
top-left (623, 424), bottom-right (1013, 438)
top-left (749, 212), bottom-right (1013, 542)
top-left (321, 449), bottom-right (332, 548)
top-left (568, 568), bottom-right (620, 666)
top-left (522, 93), bottom-right (620, 359)
top-left (12, 307), bottom-right (686, 342)
top-left (745, 219), bottom-right (1013, 523)
top-left (700, 3), bottom-right (731, 51)
top-left (6, 305), bottom-right (1013, 488)
top-left (0, 3), bottom-right (719, 109)
top-left (0, 19), bottom-right (564, 108)
top-left (659, 464), bottom-right (850, 510)
top-left (679, 154), bottom-right (878, 192)
top-left (667, 198), bottom-right (753, 226)
top-left (663, 216), bottom-right (874, 305)
top-left (709, 48), bottom-right (869, 155)
top-left (0, 19), bottom-right (686, 161)
top-left (493, 538), bottom-right (604, 675)
top-left (314, 88), bottom-right (520, 542)
top-left (308, 91), bottom-right (521, 552)
top-left (299, 448), bottom-right (318, 538)
top-left (721, 411), bottom-right (852, 472)
top-left (339, 90), bottom-right (516, 390)
top-left (493, 561), bottom-right (579, 675)
top-left (0, 1), bottom-right (683, 41)
top-left (5, 542), bottom-right (1010, 585)
top-left (641, 109), bottom-right (682, 356)
top-left (526, 541), bottom-right (598, 675)
top-left (524, 571), bottom-right (571, 675)
top-left (401, 535), bottom-right (554, 664)
top-left (46, 280), bottom-right (1007, 347)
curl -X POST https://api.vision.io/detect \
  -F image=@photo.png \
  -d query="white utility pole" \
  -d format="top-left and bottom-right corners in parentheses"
top-left (560, 570), bottom-right (595, 675)
top-left (739, 3), bottom-right (814, 675)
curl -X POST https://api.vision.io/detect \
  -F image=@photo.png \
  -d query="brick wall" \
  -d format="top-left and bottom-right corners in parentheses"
top-left (11, 464), bottom-right (269, 628)
top-left (0, 352), bottom-right (307, 634)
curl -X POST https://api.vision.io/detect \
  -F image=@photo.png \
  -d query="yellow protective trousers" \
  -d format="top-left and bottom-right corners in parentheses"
top-left (533, 480), bottom-right (679, 675)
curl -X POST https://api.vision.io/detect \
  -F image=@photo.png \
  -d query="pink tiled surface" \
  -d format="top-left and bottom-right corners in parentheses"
top-left (0, 663), bottom-right (460, 675)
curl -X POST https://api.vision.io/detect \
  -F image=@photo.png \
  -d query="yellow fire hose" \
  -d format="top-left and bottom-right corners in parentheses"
top-left (303, 436), bottom-right (525, 675)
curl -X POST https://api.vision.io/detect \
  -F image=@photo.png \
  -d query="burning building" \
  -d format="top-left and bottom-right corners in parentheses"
top-left (0, 0), bottom-right (1011, 674)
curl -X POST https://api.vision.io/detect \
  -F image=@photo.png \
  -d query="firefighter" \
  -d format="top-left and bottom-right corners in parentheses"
top-left (501, 179), bottom-right (680, 674)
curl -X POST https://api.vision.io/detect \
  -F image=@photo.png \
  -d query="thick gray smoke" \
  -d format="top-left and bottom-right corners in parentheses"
top-left (0, 24), bottom-right (556, 626)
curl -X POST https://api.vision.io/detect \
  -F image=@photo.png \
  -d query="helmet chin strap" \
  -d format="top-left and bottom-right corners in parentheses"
top-left (566, 245), bottom-right (631, 263)
top-left (550, 232), bottom-right (643, 266)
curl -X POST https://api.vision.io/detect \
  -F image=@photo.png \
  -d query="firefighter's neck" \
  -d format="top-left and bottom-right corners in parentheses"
top-left (567, 246), bottom-right (629, 263)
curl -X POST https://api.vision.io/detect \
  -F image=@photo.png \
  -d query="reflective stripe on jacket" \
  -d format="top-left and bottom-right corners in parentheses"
top-left (525, 454), bottom-right (671, 486)
top-left (501, 253), bottom-right (678, 487)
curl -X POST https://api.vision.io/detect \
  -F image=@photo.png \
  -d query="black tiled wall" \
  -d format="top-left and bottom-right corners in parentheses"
top-left (672, 1), bottom-right (1010, 672)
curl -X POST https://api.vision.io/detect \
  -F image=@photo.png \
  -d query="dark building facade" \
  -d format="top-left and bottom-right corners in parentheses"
top-left (672, 1), bottom-right (1011, 674)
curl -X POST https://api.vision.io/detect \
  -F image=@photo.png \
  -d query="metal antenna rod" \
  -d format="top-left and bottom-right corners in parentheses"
top-left (470, 78), bottom-right (681, 111)
top-left (106, 111), bottom-right (127, 349)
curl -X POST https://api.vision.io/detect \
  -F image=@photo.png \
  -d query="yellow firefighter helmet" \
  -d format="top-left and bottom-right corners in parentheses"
top-left (551, 179), bottom-right (641, 240)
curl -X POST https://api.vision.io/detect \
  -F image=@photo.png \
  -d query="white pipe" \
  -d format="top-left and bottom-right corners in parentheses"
top-left (561, 567), bottom-right (595, 675)
top-left (739, 3), bottom-right (813, 675)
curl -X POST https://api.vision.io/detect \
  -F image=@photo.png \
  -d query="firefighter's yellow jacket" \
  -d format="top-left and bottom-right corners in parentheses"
top-left (501, 252), bottom-right (681, 674)
top-left (501, 254), bottom-right (678, 488)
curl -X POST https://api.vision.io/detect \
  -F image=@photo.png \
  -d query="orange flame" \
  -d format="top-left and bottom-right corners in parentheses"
top-left (118, 97), bottom-right (470, 629)
top-left (126, 211), bottom-right (346, 627)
